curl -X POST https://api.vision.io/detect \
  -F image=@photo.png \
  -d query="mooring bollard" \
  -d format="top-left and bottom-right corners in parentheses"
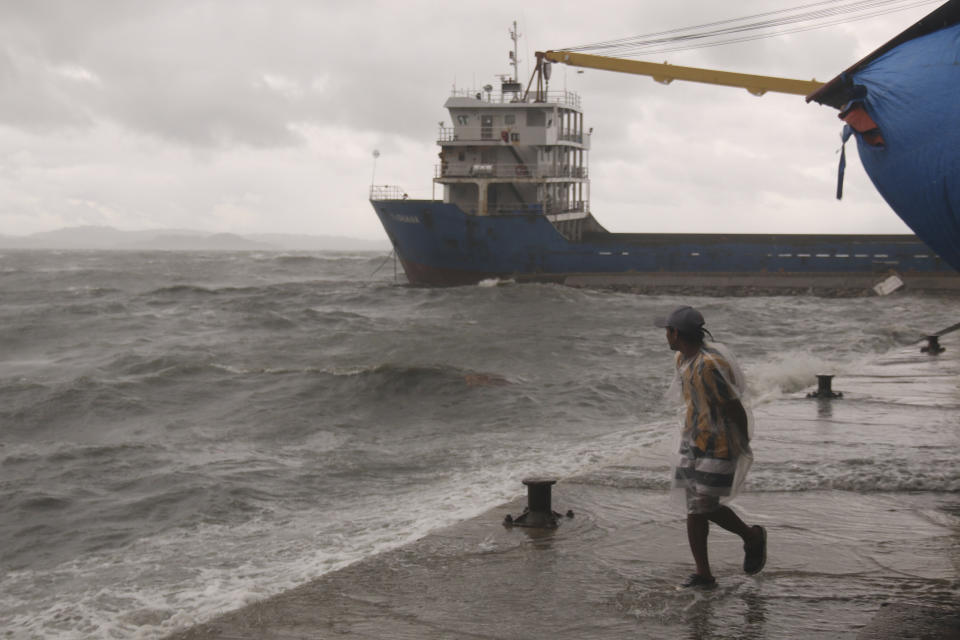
top-left (503, 477), bottom-right (574, 529)
top-left (807, 374), bottom-right (843, 399)
top-left (921, 335), bottom-right (945, 355)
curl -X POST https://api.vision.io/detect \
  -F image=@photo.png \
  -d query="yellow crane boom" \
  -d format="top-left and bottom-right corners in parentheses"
top-left (540, 50), bottom-right (823, 97)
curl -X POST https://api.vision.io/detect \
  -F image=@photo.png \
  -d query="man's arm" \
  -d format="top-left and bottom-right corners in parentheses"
top-left (721, 398), bottom-right (749, 444)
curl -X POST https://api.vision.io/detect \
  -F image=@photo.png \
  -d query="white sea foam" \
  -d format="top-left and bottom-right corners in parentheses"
top-left (745, 349), bottom-right (858, 404)
top-left (1, 437), bottom-right (618, 639)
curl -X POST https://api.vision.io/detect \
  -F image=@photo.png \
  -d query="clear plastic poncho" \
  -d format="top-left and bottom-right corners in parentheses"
top-left (666, 340), bottom-right (754, 512)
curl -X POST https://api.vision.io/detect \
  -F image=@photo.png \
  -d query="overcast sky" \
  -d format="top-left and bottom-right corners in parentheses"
top-left (0, 0), bottom-right (944, 240)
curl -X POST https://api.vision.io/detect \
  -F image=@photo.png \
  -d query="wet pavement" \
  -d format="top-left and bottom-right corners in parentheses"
top-left (166, 332), bottom-right (960, 639)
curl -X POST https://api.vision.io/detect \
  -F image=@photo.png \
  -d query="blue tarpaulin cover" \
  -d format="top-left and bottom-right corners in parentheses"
top-left (849, 22), bottom-right (960, 271)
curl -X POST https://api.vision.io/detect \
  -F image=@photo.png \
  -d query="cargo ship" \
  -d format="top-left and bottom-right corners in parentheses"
top-left (369, 18), bottom-right (958, 291)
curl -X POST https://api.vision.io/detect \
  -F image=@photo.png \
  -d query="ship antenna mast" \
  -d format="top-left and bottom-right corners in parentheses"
top-left (509, 20), bottom-right (521, 82)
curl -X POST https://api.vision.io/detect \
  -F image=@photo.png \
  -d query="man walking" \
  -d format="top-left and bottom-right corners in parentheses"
top-left (655, 305), bottom-right (767, 588)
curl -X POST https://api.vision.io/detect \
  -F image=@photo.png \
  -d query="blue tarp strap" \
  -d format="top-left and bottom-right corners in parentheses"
top-left (837, 125), bottom-right (852, 200)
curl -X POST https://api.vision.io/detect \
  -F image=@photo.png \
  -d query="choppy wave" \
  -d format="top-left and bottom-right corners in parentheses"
top-left (146, 284), bottom-right (226, 297)
top-left (267, 253), bottom-right (382, 265)
top-left (2, 250), bottom-right (959, 639)
top-left (747, 350), bottom-right (845, 402)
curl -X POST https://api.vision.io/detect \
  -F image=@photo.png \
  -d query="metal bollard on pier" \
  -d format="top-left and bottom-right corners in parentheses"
top-left (807, 374), bottom-right (843, 399)
top-left (921, 335), bottom-right (945, 354)
top-left (503, 477), bottom-right (574, 529)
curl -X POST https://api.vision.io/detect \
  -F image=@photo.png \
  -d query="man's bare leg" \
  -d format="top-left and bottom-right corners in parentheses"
top-left (686, 513), bottom-right (712, 577)
top-left (706, 506), bottom-right (763, 545)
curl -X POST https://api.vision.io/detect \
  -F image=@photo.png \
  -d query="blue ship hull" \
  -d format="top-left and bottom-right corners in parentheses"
top-left (371, 199), bottom-right (954, 287)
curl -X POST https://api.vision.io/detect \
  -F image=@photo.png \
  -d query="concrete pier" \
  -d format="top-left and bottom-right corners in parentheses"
top-left (165, 332), bottom-right (960, 640)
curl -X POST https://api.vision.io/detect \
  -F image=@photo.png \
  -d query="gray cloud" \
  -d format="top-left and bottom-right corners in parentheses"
top-left (0, 0), bottom-right (933, 237)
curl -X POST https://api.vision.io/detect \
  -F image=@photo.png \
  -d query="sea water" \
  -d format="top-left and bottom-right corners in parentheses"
top-left (0, 250), bottom-right (957, 639)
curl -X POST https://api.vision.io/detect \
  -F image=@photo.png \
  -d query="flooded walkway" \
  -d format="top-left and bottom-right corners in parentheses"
top-left (166, 332), bottom-right (960, 639)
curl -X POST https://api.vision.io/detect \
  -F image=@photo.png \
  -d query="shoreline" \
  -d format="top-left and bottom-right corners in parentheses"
top-left (164, 487), bottom-right (960, 639)
top-left (164, 332), bottom-right (960, 639)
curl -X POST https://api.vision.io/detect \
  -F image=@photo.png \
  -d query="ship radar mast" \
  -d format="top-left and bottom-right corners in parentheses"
top-left (509, 20), bottom-right (520, 82)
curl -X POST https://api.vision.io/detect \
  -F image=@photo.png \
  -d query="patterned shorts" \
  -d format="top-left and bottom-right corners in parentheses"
top-left (685, 488), bottom-right (721, 515)
top-left (675, 454), bottom-right (737, 515)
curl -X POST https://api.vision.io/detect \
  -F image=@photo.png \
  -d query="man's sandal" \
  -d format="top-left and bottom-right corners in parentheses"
top-left (681, 573), bottom-right (717, 588)
top-left (743, 525), bottom-right (767, 575)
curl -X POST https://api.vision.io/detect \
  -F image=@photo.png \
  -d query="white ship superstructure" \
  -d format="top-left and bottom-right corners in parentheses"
top-left (433, 23), bottom-right (601, 242)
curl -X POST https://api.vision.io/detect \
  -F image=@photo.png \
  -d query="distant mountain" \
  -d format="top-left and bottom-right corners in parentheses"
top-left (0, 226), bottom-right (390, 252)
top-left (0, 225), bottom-right (162, 249)
top-left (127, 233), bottom-right (274, 251)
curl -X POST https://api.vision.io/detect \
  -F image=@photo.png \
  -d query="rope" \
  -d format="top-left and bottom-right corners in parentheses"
top-left (559, 0), bottom-right (940, 57)
top-left (932, 320), bottom-right (960, 338)
top-left (908, 319), bottom-right (960, 344)
top-left (368, 249), bottom-right (396, 282)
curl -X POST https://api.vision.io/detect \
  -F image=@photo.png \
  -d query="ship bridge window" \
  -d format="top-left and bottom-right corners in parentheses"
top-left (526, 111), bottom-right (545, 127)
top-left (481, 115), bottom-right (493, 140)
top-left (456, 115), bottom-right (469, 125)
top-left (505, 114), bottom-right (515, 125)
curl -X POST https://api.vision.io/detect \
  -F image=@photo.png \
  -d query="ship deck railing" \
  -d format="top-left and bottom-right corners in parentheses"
top-left (369, 185), bottom-right (409, 201)
top-left (438, 128), bottom-right (586, 145)
top-left (486, 203), bottom-right (544, 215)
top-left (448, 88), bottom-right (581, 108)
top-left (435, 163), bottom-right (588, 179)
top-left (485, 201), bottom-right (587, 216)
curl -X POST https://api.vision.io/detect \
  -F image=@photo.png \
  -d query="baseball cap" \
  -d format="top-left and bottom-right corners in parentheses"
top-left (654, 305), bottom-right (705, 333)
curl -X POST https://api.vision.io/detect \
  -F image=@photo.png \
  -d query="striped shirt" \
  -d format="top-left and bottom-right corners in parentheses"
top-left (674, 345), bottom-right (743, 501)
top-left (677, 345), bottom-right (739, 460)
